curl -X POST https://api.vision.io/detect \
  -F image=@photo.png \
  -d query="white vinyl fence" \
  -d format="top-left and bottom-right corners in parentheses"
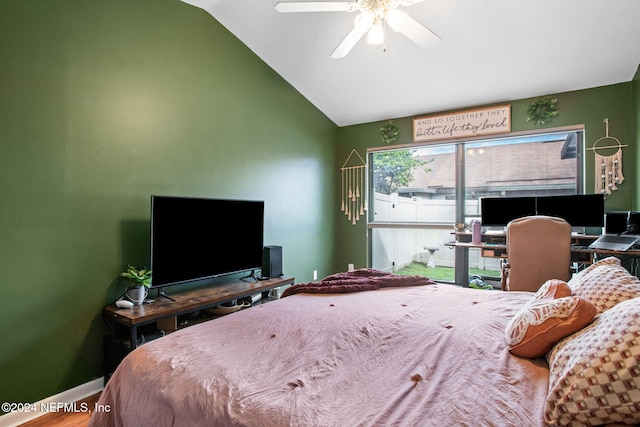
top-left (371, 193), bottom-right (501, 275)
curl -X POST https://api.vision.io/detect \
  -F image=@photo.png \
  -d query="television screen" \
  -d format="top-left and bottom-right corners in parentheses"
top-left (535, 194), bottom-right (604, 228)
top-left (150, 196), bottom-right (264, 288)
top-left (480, 197), bottom-right (537, 226)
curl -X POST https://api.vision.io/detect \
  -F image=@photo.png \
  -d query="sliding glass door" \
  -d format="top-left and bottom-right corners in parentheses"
top-left (368, 128), bottom-right (582, 284)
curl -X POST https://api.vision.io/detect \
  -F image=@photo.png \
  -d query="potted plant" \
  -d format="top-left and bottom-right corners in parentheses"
top-left (121, 265), bottom-right (152, 305)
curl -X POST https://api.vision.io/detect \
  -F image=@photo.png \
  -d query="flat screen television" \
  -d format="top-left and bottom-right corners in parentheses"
top-left (480, 197), bottom-right (537, 226)
top-left (535, 194), bottom-right (605, 228)
top-left (150, 196), bottom-right (264, 289)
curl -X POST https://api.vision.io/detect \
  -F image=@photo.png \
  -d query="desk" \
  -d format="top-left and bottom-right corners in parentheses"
top-left (447, 232), bottom-right (640, 267)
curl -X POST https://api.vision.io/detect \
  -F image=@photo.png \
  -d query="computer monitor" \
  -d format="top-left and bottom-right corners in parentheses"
top-left (605, 211), bottom-right (629, 234)
top-left (480, 197), bottom-right (537, 226)
top-left (535, 194), bottom-right (605, 228)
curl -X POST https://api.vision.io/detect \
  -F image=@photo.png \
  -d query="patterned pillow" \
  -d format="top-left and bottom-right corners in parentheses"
top-left (533, 279), bottom-right (572, 301)
top-left (505, 280), bottom-right (596, 358)
top-left (568, 256), bottom-right (640, 313)
top-left (545, 297), bottom-right (640, 426)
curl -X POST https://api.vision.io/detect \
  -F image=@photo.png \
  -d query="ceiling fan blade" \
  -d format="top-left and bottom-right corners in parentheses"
top-left (330, 26), bottom-right (367, 59)
top-left (395, 15), bottom-right (440, 50)
top-left (275, 2), bottom-right (357, 13)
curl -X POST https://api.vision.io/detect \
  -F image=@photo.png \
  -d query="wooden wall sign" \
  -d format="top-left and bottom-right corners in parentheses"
top-left (413, 105), bottom-right (511, 143)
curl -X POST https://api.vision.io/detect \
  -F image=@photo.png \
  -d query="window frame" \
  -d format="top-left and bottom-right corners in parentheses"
top-left (366, 125), bottom-right (585, 283)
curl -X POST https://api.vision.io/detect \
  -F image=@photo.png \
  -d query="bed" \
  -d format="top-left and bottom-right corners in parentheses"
top-left (89, 259), bottom-right (640, 427)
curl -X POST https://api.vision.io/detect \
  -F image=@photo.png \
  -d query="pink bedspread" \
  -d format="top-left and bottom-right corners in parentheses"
top-left (90, 284), bottom-right (549, 427)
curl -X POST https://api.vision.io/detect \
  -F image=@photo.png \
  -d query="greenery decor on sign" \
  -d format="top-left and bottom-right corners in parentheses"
top-left (527, 96), bottom-right (558, 125)
top-left (380, 120), bottom-right (399, 144)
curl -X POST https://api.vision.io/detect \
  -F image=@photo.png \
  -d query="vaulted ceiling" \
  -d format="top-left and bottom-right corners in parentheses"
top-left (181, 0), bottom-right (640, 127)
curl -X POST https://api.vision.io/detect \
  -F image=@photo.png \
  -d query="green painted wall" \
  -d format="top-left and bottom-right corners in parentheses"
top-left (0, 0), bottom-right (338, 406)
top-left (336, 82), bottom-right (638, 269)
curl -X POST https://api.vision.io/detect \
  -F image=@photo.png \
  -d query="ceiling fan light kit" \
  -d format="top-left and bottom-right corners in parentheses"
top-left (386, 9), bottom-right (408, 29)
top-left (355, 10), bottom-right (375, 28)
top-left (275, 0), bottom-right (440, 58)
top-left (367, 21), bottom-right (384, 44)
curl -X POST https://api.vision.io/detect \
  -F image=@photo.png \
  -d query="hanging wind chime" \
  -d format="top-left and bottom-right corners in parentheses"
top-left (341, 149), bottom-right (366, 225)
top-left (588, 118), bottom-right (627, 196)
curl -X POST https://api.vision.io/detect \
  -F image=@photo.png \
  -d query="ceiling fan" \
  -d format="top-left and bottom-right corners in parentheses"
top-left (275, 0), bottom-right (440, 58)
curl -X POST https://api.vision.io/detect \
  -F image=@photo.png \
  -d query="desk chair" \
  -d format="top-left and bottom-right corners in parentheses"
top-left (501, 215), bottom-right (572, 292)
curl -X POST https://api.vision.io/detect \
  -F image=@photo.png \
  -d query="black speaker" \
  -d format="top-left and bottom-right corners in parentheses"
top-left (262, 246), bottom-right (282, 278)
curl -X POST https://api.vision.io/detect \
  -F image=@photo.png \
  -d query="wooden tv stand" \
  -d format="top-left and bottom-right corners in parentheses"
top-left (102, 276), bottom-right (294, 379)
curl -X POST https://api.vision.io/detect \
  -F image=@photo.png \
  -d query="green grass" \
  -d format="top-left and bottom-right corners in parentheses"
top-left (395, 262), bottom-right (500, 282)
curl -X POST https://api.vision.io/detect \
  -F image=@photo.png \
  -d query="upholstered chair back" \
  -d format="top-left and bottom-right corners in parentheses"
top-left (502, 215), bottom-right (572, 292)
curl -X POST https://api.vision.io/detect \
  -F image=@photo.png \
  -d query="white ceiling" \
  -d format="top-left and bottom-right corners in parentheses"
top-left (181, 0), bottom-right (640, 127)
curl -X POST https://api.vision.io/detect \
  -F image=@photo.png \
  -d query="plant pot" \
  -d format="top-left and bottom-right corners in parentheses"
top-left (126, 286), bottom-right (148, 306)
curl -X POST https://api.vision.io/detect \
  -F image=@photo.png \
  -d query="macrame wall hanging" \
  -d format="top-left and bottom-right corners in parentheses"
top-left (588, 118), bottom-right (627, 196)
top-left (341, 149), bottom-right (366, 225)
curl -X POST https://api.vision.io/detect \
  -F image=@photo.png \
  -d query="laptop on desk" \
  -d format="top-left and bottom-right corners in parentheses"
top-left (588, 211), bottom-right (640, 251)
top-left (588, 234), bottom-right (640, 251)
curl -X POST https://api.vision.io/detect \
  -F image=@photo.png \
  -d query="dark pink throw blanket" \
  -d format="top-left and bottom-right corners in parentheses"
top-left (281, 268), bottom-right (435, 297)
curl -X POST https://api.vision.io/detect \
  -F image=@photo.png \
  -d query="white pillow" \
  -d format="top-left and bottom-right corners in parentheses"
top-left (545, 297), bottom-right (640, 426)
top-left (568, 256), bottom-right (640, 313)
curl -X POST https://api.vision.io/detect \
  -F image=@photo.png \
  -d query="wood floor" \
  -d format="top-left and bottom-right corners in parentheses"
top-left (18, 393), bottom-right (101, 427)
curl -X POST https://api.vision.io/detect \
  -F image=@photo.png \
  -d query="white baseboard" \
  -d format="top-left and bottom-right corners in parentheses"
top-left (0, 377), bottom-right (104, 427)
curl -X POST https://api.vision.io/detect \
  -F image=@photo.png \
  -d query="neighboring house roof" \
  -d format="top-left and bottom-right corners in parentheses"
top-left (400, 139), bottom-right (577, 198)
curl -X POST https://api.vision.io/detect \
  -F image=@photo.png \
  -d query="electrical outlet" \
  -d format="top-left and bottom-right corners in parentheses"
top-left (313, 270), bottom-right (318, 280)
top-left (348, 263), bottom-right (354, 272)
